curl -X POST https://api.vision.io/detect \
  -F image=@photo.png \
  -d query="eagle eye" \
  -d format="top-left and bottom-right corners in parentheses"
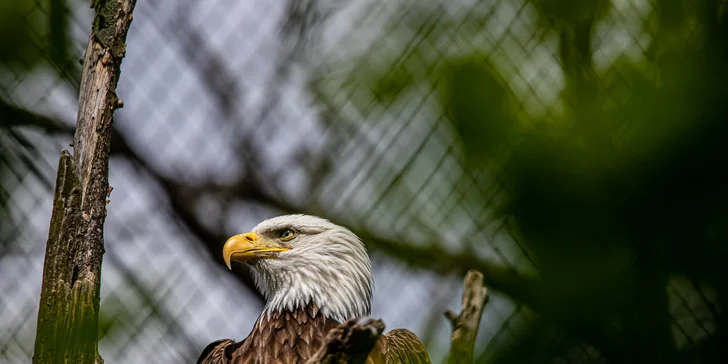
top-left (277, 228), bottom-right (297, 241)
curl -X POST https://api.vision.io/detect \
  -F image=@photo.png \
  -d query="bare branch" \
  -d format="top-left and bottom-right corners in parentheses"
top-left (445, 270), bottom-right (489, 364)
top-left (0, 99), bottom-right (74, 134)
top-left (108, 126), bottom-right (265, 305)
top-left (33, 1), bottom-right (137, 363)
top-left (168, 8), bottom-right (239, 118)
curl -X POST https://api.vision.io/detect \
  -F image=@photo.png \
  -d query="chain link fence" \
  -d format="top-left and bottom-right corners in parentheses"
top-left (1, 0), bottom-right (723, 363)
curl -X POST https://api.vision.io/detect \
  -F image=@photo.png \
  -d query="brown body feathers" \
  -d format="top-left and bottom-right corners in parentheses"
top-left (197, 304), bottom-right (430, 364)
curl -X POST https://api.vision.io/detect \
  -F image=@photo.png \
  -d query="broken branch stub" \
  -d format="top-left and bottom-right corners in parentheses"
top-left (445, 270), bottom-right (489, 364)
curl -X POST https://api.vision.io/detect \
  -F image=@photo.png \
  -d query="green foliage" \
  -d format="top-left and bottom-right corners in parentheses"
top-left (444, 59), bottom-right (516, 164)
top-left (532, 0), bottom-right (611, 27)
top-left (1, 0), bottom-right (75, 234)
top-left (0, 0), bottom-right (47, 70)
top-left (314, 0), bottom-right (728, 361)
top-left (0, 0), bottom-right (74, 84)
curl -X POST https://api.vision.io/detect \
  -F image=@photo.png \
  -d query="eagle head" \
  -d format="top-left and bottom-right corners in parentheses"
top-left (222, 214), bottom-right (373, 322)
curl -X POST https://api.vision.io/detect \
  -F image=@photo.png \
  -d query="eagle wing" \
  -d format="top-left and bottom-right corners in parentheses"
top-left (369, 329), bottom-right (431, 364)
top-left (198, 323), bottom-right (431, 364)
top-left (197, 338), bottom-right (244, 364)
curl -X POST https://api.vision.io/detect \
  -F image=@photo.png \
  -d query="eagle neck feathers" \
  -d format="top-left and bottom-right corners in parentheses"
top-left (252, 240), bottom-right (373, 323)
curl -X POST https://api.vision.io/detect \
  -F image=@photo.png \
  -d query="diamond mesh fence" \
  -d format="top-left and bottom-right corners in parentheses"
top-left (1, 0), bottom-right (724, 363)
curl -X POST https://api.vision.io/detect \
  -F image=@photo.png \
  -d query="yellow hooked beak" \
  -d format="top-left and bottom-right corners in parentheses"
top-left (222, 232), bottom-right (290, 270)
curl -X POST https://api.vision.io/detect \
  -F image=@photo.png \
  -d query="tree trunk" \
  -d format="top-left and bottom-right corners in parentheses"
top-left (33, 1), bottom-right (137, 363)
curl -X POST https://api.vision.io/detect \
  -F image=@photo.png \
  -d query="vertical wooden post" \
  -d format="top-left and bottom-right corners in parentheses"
top-left (33, 1), bottom-right (136, 363)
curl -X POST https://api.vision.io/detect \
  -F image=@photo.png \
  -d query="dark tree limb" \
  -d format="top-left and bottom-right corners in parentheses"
top-left (0, 99), bottom-right (74, 133)
top-left (33, 1), bottom-right (136, 363)
top-left (306, 318), bottom-right (385, 364)
top-left (108, 127), bottom-right (265, 305)
top-left (445, 270), bottom-right (489, 364)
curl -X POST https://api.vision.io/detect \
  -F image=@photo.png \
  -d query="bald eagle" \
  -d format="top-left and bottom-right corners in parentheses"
top-left (197, 214), bottom-right (431, 364)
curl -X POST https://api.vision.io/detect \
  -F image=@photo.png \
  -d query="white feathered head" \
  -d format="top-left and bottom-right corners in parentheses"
top-left (223, 214), bottom-right (373, 322)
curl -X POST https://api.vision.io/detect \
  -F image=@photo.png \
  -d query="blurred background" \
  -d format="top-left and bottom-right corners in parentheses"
top-left (1, 0), bottom-right (726, 363)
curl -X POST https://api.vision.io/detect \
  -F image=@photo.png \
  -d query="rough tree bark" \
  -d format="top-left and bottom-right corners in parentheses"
top-left (33, 1), bottom-right (137, 363)
top-left (445, 270), bottom-right (489, 364)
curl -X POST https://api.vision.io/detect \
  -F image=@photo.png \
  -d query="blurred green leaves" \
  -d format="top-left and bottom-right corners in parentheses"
top-left (0, 0), bottom-right (74, 83)
top-left (313, 0), bottom-right (728, 361)
top-left (48, 0), bottom-right (72, 74)
top-left (532, 0), bottom-right (610, 27)
top-left (0, 0), bottom-right (46, 70)
top-left (444, 59), bottom-right (516, 165)
top-left (1, 0), bottom-right (75, 254)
